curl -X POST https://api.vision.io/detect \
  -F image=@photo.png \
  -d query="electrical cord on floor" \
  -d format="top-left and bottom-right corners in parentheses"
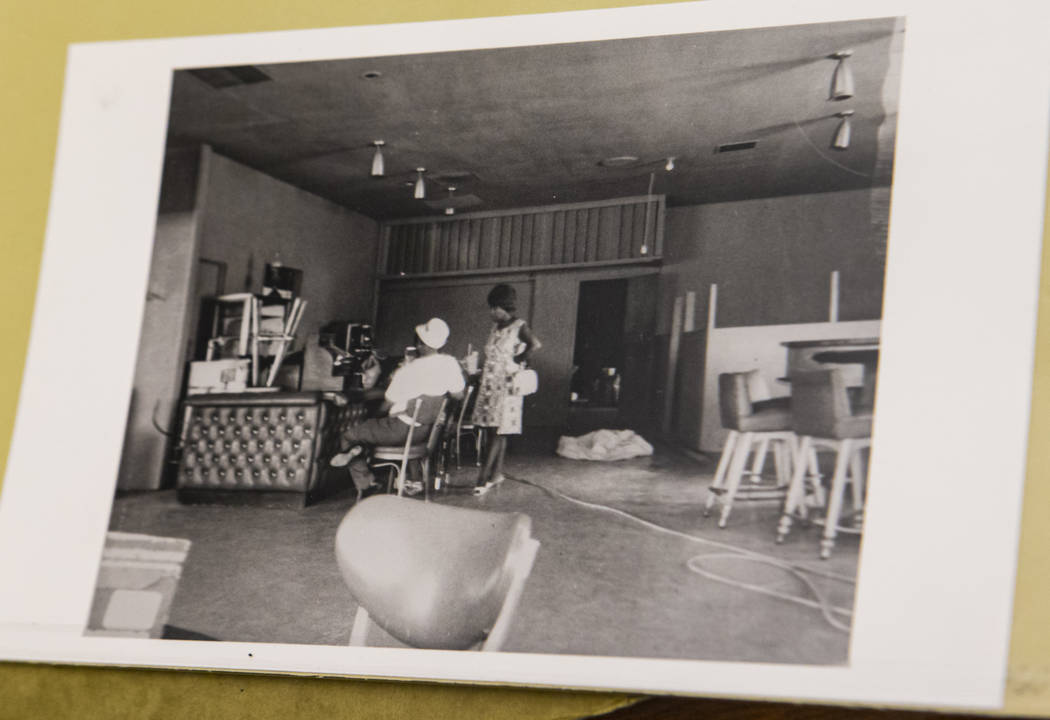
top-left (685, 554), bottom-right (852, 633)
top-left (507, 474), bottom-right (855, 633)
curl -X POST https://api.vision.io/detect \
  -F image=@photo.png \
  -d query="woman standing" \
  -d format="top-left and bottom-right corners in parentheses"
top-left (472, 284), bottom-right (541, 495)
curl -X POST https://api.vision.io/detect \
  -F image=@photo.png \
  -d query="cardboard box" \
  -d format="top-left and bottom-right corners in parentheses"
top-left (187, 358), bottom-right (251, 395)
top-left (85, 532), bottom-right (192, 639)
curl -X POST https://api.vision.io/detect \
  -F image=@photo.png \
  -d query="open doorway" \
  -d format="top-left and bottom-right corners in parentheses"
top-left (571, 278), bottom-right (628, 408)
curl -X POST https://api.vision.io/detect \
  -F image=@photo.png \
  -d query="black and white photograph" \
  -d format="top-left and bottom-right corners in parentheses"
top-left (88, 16), bottom-right (901, 663)
top-left (2, 0), bottom-right (1048, 707)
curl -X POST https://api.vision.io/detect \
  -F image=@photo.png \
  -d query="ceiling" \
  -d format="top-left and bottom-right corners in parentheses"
top-left (166, 16), bottom-right (903, 222)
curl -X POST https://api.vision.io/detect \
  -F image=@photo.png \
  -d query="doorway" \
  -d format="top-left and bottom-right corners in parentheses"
top-left (571, 279), bottom-right (628, 408)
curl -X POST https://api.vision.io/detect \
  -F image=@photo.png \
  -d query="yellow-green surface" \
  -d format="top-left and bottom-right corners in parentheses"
top-left (0, 664), bottom-right (636, 720)
top-left (1, 1), bottom-right (1048, 717)
top-left (1003, 136), bottom-right (1050, 716)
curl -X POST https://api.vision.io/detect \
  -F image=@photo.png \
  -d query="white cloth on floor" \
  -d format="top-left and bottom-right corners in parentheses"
top-left (556, 429), bottom-right (654, 461)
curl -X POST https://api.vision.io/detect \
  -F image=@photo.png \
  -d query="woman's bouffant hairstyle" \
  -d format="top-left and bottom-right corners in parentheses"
top-left (487, 283), bottom-right (517, 313)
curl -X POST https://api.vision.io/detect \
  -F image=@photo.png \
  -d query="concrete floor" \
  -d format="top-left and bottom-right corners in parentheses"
top-left (104, 442), bottom-right (859, 664)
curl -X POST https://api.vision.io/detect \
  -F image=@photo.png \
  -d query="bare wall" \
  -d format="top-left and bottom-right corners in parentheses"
top-left (117, 212), bottom-right (200, 490)
top-left (116, 147), bottom-right (203, 491)
top-left (657, 189), bottom-right (888, 334)
top-left (197, 152), bottom-right (380, 344)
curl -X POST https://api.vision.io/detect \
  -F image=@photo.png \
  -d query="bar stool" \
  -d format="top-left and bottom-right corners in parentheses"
top-left (704, 370), bottom-right (795, 528)
top-left (776, 368), bottom-right (872, 559)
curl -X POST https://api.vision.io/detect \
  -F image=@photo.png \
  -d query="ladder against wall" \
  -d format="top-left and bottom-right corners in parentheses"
top-left (379, 195), bottom-right (665, 278)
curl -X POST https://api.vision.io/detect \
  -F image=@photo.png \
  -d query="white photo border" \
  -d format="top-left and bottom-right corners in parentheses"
top-left (1, 0), bottom-right (1048, 709)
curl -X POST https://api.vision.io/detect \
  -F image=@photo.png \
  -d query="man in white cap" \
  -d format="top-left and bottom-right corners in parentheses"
top-left (331, 317), bottom-right (465, 495)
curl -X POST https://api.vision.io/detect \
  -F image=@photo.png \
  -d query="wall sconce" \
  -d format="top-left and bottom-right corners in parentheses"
top-left (832, 110), bottom-right (854, 150)
top-left (370, 140), bottom-right (385, 177)
top-left (829, 50), bottom-right (854, 100)
top-left (413, 168), bottom-right (426, 199)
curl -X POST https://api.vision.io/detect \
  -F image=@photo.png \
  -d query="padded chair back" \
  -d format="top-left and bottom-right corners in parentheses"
top-left (411, 393), bottom-right (447, 427)
top-left (718, 371), bottom-right (757, 430)
top-left (335, 495), bottom-right (539, 650)
top-left (789, 368), bottom-right (852, 438)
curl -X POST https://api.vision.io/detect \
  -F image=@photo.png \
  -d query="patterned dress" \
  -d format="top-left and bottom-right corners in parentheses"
top-left (471, 318), bottom-right (526, 435)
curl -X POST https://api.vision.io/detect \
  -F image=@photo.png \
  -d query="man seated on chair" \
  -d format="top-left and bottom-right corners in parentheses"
top-left (331, 317), bottom-right (465, 496)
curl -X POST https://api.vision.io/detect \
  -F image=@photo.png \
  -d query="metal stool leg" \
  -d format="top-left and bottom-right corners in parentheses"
top-left (777, 435), bottom-right (811, 543)
top-left (747, 436), bottom-right (770, 482)
top-left (820, 439), bottom-right (853, 559)
top-left (718, 431), bottom-right (753, 528)
top-left (704, 430), bottom-right (738, 517)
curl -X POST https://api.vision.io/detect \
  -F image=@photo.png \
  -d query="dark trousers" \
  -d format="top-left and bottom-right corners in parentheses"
top-left (340, 416), bottom-right (432, 491)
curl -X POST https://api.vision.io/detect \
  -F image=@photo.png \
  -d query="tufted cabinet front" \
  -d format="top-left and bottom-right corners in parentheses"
top-left (176, 392), bottom-right (352, 505)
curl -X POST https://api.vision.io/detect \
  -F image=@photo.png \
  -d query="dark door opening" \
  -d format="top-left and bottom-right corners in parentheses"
top-left (571, 279), bottom-right (628, 408)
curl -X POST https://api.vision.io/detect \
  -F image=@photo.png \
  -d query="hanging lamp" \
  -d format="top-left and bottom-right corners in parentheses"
top-left (832, 110), bottom-right (854, 150)
top-left (829, 51), bottom-right (854, 100)
top-left (413, 168), bottom-right (426, 199)
top-left (370, 140), bottom-right (385, 177)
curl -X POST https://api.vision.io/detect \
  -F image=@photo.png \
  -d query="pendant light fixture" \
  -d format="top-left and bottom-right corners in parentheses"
top-left (370, 140), bottom-right (385, 177)
top-left (829, 50), bottom-right (854, 100)
top-left (664, 156), bottom-right (676, 172)
top-left (444, 186), bottom-right (457, 215)
top-left (413, 168), bottom-right (426, 199)
top-left (832, 110), bottom-right (854, 150)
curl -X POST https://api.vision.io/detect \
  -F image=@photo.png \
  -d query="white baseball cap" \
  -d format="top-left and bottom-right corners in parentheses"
top-left (415, 317), bottom-right (450, 349)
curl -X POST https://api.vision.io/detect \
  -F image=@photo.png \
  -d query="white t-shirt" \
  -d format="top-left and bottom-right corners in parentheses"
top-left (384, 352), bottom-right (466, 416)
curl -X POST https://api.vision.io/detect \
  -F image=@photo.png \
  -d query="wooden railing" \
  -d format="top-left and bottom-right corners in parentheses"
top-left (379, 195), bottom-right (664, 278)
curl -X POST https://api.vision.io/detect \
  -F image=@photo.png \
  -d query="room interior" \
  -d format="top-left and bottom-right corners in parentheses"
top-left (97, 15), bottom-right (902, 663)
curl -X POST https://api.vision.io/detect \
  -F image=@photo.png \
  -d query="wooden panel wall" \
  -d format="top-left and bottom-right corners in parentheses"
top-left (380, 195), bottom-right (664, 277)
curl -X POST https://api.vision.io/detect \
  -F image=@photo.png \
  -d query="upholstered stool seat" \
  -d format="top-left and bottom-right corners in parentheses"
top-left (733, 397), bottom-right (792, 432)
top-left (776, 368), bottom-right (872, 559)
top-left (704, 371), bottom-right (796, 528)
top-left (823, 413), bottom-right (873, 439)
top-left (335, 496), bottom-right (539, 650)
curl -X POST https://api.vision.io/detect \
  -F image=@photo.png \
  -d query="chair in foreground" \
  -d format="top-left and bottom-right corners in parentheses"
top-left (776, 368), bottom-right (872, 559)
top-left (334, 495), bottom-right (540, 651)
top-left (704, 370), bottom-right (797, 528)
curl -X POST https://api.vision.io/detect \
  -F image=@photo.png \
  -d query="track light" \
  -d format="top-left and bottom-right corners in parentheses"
top-left (829, 51), bottom-right (854, 100)
top-left (832, 110), bottom-right (854, 150)
top-left (413, 168), bottom-right (426, 199)
top-left (370, 140), bottom-right (385, 177)
top-left (664, 156), bottom-right (676, 172)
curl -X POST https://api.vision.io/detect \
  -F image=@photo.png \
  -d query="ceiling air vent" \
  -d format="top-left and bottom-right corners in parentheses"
top-left (188, 65), bottom-right (273, 89)
top-left (424, 193), bottom-right (483, 212)
top-left (716, 140), bottom-right (759, 153)
top-left (431, 170), bottom-right (480, 184)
